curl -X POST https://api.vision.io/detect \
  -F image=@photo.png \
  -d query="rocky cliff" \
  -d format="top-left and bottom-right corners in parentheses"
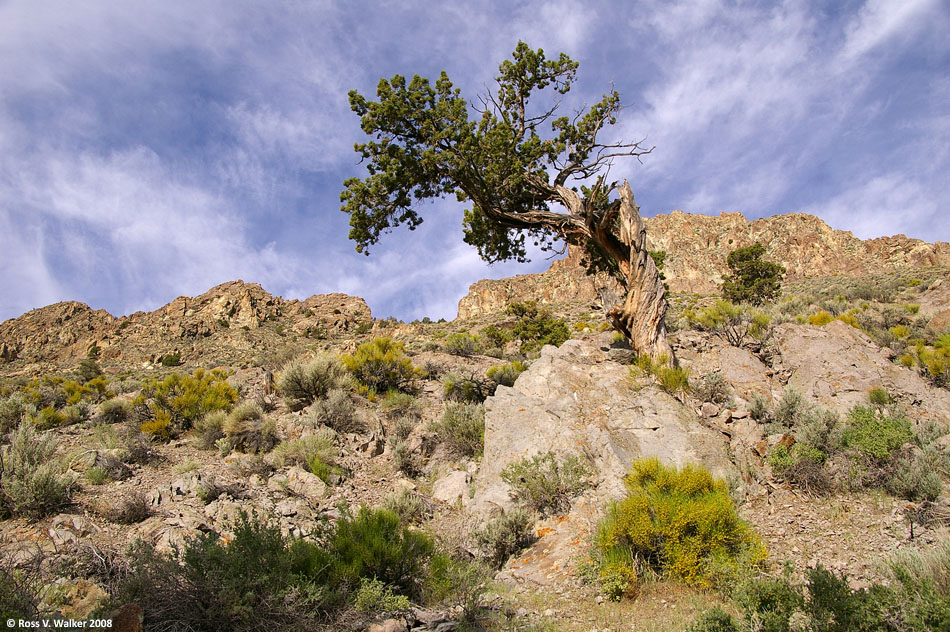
top-left (0, 281), bottom-right (371, 372)
top-left (457, 211), bottom-right (950, 319)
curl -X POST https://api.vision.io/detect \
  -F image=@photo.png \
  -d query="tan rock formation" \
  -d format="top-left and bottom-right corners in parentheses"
top-left (0, 281), bottom-right (371, 371)
top-left (457, 211), bottom-right (950, 319)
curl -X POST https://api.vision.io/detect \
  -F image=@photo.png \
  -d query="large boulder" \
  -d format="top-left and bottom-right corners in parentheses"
top-left (773, 320), bottom-right (950, 426)
top-left (471, 339), bottom-right (735, 516)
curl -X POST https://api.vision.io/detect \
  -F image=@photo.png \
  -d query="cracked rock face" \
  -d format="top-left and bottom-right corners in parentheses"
top-left (471, 338), bottom-right (735, 517)
top-left (773, 320), bottom-right (950, 426)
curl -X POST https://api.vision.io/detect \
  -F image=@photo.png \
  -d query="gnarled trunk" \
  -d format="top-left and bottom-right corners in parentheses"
top-left (602, 182), bottom-right (673, 362)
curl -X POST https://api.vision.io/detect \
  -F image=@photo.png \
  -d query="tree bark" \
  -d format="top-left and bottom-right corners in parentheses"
top-left (603, 181), bottom-right (673, 363)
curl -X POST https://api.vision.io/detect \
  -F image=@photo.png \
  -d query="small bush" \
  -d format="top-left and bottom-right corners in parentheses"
top-left (221, 402), bottom-right (278, 454)
top-left (692, 372), bottom-right (732, 405)
top-left (475, 509), bottom-right (536, 569)
top-left (443, 373), bottom-right (492, 403)
top-left (97, 492), bottom-right (150, 524)
top-left (431, 403), bottom-right (485, 458)
top-left (271, 430), bottom-right (337, 471)
top-left (443, 333), bottom-right (482, 356)
top-left (596, 458), bottom-right (765, 590)
top-left (629, 353), bottom-right (690, 395)
top-left (691, 559), bottom-right (950, 632)
top-left (842, 405), bottom-right (912, 461)
top-left (599, 547), bottom-right (640, 601)
top-left (353, 577), bottom-right (410, 614)
top-left (868, 386), bottom-right (892, 406)
top-left (480, 324), bottom-right (514, 348)
top-left (685, 300), bottom-right (771, 347)
top-left (342, 337), bottom-right (421, 394)
top-left (500, 452), bottom-right (592, 515)
top-left (808, 309), bottom-right (834, 326)
top-left (276, 355), bottom-right (347, 411)
top-left (323, 507), bottom-right (435, 600)
top-left (96, 397), bottom-right (131, 424)
top-left (507, 301), bottom-right (570, 353)
top-left (382, 488), bottom-right (430, 524)
top-left (160, 351), bottom-right (182, 367)
top-left (772, 388), bottom-right (806, 429)
top-left (379, 390), bottom-right (422, 422)
top-left (0, 422), bottom-right (74, 519)
top-left (140, 369), bottom-right (238, 438)
top-left (308, 388), bottom-right (362, 433)
top-left (749, 394), bottom-right (769, 422)
top-left (0, 393), bottom-right (33, 434)
top-left (391, 441), bottom-right (416, 477)
top-left (887, 451), bottom-right (943, 502)
top-left (486, 361), bottom-right (527, 388)
top-left (719, 242), bottom-right (785, 305)
top-left (194, 409), bottom-right (227, 449)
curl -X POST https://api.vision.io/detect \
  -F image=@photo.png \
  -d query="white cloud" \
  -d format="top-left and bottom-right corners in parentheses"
top-left (839, 0), bottom-right (938, 65)
top-left (803, 173), bottom-right (941, 241)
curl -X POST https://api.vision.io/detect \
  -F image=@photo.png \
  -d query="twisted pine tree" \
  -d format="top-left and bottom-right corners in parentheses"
top-left (340, 42), bottom-right (672, 361)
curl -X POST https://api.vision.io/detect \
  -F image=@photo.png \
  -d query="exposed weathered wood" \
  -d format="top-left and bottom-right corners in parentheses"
top-left (604, 181), bottom-right (673, 362)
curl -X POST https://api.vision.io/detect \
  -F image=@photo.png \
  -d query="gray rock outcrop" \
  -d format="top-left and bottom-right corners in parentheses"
top-left (471, 338), bottom-right (735, 516)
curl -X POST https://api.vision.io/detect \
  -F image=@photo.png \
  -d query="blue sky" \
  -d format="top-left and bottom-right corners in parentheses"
top-left (1, 0), bottom-right (947, 323)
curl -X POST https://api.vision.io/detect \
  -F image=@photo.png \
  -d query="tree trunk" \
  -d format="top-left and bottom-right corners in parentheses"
top-left (604, 181), bottom-right (673, 363)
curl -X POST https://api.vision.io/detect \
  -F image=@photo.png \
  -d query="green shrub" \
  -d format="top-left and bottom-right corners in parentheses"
top-left (431, 403), bottom-right (484, 458)
top-left (629, 353), bottom-right (691, 395)
top-left (480, 324), bottom-right (514, 348)
top-left (114, 516), bottom-right (329, 631)
top-left (353, 577), bottom-right (410, 614)
top-left (271, 430), bottom-right (336, 471)
top-left (85, 466), bottom-right (109, 485)
top-left (382, 488), bottom-right (430, 524)
top-left (379, 390), bottom-right (422, 422)
top-left (0, 422), bottom-right (74, 519)
top-left (808, 309), bottom-right (834, 326)
top-left (685, 300), bottom-right (771, 347)
top-left (320, 507), bottom-right (436, 600)
top-left (443, 333), bottom-right (482, 356)
top-left (475, 509), bottom-right (537, 569)
top-left (391, 441), bottom-right (416, 476)
top-left (749, 393), bottom-right (769, 422)
top-left (276, 355), bottom-right (348, 411)
top-left (691, 559), bottom-right (950, 632)
top-left (0, 393), bottom-right (33, 434)
top-left (887, 452), bottom-right (943, 502)
top-left (771, 388), bottom-right (806, 429)
top-left (32, 405), bottom-right (67, 430)
top-left (719, 242), bottom-right (785, 305)
top-left (842, 405), bottom-right (912, 460)
top-left (500, 452), bottom-right (592, 515)
top-left (596, 458), bottom-right (765, 590)
top-left (868, 386), bottom-right (892, 406)
top-left (308, 388), bottom-right (361, 433)
top-left (486, 361), bottom-right (527, 388)
top-left (342, 337), bottom-right (421, 394)
top-left (766, 445), bottom-right (793, 473)
top-left (221, 402), bottom-right (279, 454)
top-left (507, 301), bottom-right (570, 353)
top-left (692, 372), bottom-right (732, 405)
top-left (96, 397), bottom-right (131, 424)
top-left (140, 369), bottom-right (238, 438)
top-left (159, 351), bottom-right (182, 367)
top-left (76, 357), bottom-right (103, 383)
top-left (599, 547), bottom-right (640, 601)
top-left (194, 409), bottom-right (227, 449)
top-left (442, 373), bottom-right (492, 403)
